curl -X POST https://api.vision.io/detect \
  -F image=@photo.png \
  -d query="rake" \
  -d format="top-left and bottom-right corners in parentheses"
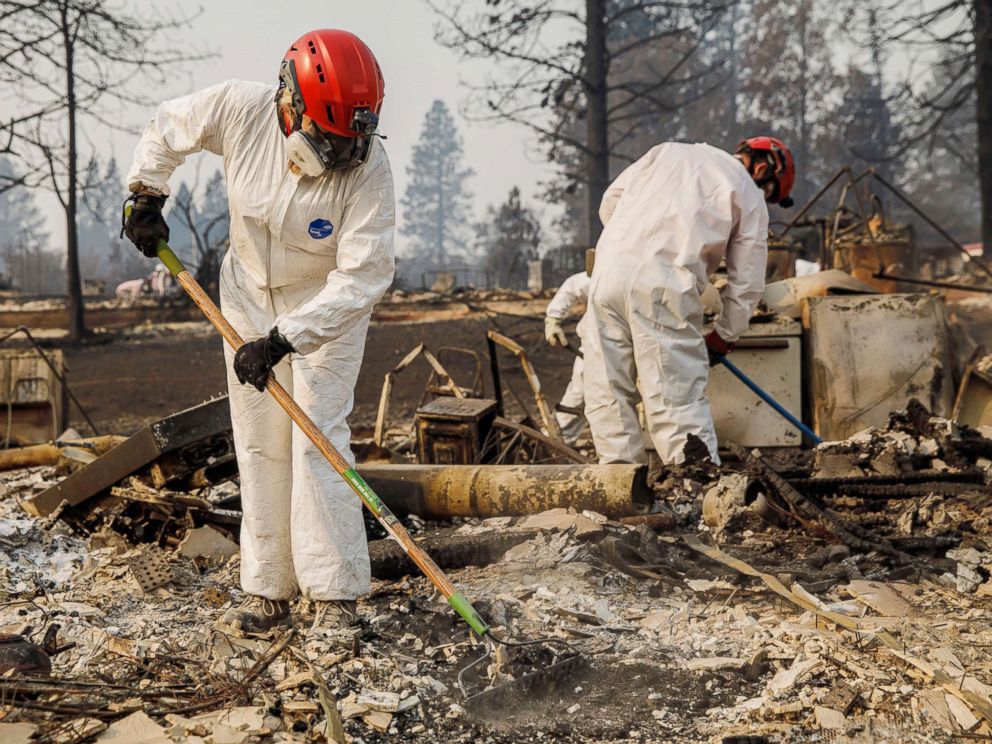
top-left (136, 225), bottom-right (580, 700)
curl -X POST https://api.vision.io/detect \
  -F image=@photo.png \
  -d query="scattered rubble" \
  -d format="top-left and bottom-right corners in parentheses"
top-left (4, 258), bottom-right (992, 742)
top-left (2, 399), bottom-right (992, 741)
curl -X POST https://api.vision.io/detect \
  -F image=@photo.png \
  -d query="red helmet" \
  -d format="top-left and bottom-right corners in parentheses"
top-left (277, 30), bottom-right (384, 171)
top-left (735, 136), bottom-right (796, 207)
top-left (279, 29), bottom-right (384, 137)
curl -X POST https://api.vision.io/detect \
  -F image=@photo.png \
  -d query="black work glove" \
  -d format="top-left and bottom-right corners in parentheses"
top-left (234, 328), bottom-right (295, 392)
top-left (121, 193), bottom-right (169, 258)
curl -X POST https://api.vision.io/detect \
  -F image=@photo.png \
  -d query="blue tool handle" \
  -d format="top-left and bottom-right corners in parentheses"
top-left (714, 354), bottom-right (823, 446)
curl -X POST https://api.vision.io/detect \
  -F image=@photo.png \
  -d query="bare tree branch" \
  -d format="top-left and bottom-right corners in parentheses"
top-left (0, 0), bottom-right (214, 340)
top-left (428, 0), bottom-right (731, 241)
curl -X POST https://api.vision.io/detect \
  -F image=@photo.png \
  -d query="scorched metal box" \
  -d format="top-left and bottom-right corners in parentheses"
top-left (415, 397), bottom-right (497, 465)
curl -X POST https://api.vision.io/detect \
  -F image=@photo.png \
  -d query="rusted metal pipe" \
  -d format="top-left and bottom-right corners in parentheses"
top-left (358, 463), bottom-right (653, 519)
top-left (0, 435), bottom-right (124, 472)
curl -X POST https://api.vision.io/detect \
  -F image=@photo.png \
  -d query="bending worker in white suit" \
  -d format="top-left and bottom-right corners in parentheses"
top-left (544, 271), bottom-right (591, 444)
top-left (122, 29), bottom-right (394, 634)
top-left (583, 137), bottom-right (795, 465)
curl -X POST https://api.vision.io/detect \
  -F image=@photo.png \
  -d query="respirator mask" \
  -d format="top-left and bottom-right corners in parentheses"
top-left (276, 60), bottom-right (379, 177)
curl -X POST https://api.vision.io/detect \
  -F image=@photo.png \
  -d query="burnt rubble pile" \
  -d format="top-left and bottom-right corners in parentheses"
top-left (2, 400), bottom-right (992, 741)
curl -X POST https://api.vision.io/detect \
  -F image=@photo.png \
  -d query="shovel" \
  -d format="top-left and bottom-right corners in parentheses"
top-left (142, 231), bottom-right (578, 699)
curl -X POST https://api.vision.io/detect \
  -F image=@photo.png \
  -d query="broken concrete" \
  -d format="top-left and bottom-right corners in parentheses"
top-left (701, 472), bottom-right (754, 534)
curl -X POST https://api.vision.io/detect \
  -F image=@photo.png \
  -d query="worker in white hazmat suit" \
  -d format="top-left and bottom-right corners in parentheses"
top-left (122, 30), bottom-right (394, 635)
top-left (583, 137), bottom-right (796, 465)
top-left (544, 271), bottom-right (591, 444)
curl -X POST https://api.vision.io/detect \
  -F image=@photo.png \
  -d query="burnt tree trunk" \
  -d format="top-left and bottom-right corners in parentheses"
top-left (62, 5), bottom-right (85, 342)
top-left (584, 0), bottom-right (610, 247)
top-left (976, 0), bottom-right (992, 255)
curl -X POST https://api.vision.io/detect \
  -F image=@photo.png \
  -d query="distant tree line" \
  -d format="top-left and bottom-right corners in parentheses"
top-left (0, 0), bottom-right (208, 340)
top-left (0, 155), bottom-right (228, 301)
top-left (428, 0), bottom-right (991, 257)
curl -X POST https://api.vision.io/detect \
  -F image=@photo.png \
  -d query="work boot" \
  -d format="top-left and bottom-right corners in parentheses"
top-left (216, 595), bottom-right (291, 635)
top-left (309, 599), bottom-right (358, 636)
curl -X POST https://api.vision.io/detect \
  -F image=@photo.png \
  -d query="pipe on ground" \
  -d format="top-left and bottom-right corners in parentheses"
top-left (357, 464), bottom-right (652, 519)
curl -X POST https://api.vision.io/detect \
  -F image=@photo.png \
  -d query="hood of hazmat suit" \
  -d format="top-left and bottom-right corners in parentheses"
top-left (583, 142), bottom-right (768, 465)
top-left (127, 80), bottom-right (395, 601)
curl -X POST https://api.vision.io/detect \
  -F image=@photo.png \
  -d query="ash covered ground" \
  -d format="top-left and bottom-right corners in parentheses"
top-left (1, 296), bottom-right (992, 742)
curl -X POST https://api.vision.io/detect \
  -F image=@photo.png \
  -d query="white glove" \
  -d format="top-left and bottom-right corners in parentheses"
top-left (545, 316), bottom-right (568, 347)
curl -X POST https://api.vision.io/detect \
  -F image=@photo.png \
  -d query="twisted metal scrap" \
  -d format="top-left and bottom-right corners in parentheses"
top-left (790, 467), bottom-right (986, 495)
top-left (0, 629), bottom-right (295, 728)
top-left (730, 444), bottom-right (913, 564)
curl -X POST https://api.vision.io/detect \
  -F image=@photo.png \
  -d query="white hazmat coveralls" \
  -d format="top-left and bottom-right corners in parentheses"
top-left (583, 143), bottom-right (768, 465)
top-left (545, 271), bottom-right (590, 443)
top-left (127, 80), bottom-right (395, 601)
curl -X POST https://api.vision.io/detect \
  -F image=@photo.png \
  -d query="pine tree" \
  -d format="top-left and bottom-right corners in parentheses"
top-left (78, 156), bottom-right (141, 285)
top-left (0, 158), bottom-right (56, 293)
top-left (901, 57), bottom-right (981, 245)
top-left (840, 67), bottom-right (898, 181)
top-left (401, 100), bottom-right (474, 270)
top-left (168, 169), bottom-right (230, 301)
top-left (476, 187), bottom-right (541, 289)
top-left (166, 182), bottom-right (196, 262)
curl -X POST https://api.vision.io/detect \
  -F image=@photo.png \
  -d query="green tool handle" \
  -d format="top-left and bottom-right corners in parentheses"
top-left (152, 236), bottom-right (490, 636)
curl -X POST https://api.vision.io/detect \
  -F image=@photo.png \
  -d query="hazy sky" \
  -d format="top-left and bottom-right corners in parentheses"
top-left (63, 0), bottom-right (560, 253)
top-left (6, 1), bottom-right (933, 255)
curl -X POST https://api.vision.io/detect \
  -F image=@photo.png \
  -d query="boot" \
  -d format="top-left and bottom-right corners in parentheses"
top-left (216, 595), bottom-right (291, 635)
top-left (309, 599), bottom-right (358, 635)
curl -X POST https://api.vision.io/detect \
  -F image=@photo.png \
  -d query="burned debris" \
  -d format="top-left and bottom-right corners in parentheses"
top-left (3, 176), bottom-right (992, 743)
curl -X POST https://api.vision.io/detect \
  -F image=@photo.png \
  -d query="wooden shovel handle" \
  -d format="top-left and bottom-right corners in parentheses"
top-left (156, 241), bottom-right (489, 635)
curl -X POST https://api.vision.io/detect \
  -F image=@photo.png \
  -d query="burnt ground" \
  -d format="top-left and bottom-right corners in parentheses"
top-left (4, 298), bottom-right (992, 741)
top-left (61, 313), bottom-right (579, 436)
top-left (59, 293), bottom-right (992, 439)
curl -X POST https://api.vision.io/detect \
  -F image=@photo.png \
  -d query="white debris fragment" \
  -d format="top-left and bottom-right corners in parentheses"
top-left (945, 694), bottom-right (980, 731)
top-left (95, 710), bottom-right (168, 743)
top-left (0, 723), bottom-right (39, 744)
top-left (814, 706), bottom-right (846, 729)
top-left (357, 689), bottom-right (402, 712)
top-left (177, 526), bottom-right (239, 564)
top-left (686, 656), bottom-right (745, 671)
top-left (701, 473), bottom-right (751, 534)
top-left (767, 656), bottom-right (824, 695)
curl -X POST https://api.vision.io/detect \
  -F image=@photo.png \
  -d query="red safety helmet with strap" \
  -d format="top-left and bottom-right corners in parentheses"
top-left (277, 29), bottom-right (385, 172)
top-left (735, 136), bottom-right (796, 208)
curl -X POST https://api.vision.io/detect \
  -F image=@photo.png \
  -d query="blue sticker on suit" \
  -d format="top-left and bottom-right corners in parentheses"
top-left (308, 219), bottom-right (334, 239)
